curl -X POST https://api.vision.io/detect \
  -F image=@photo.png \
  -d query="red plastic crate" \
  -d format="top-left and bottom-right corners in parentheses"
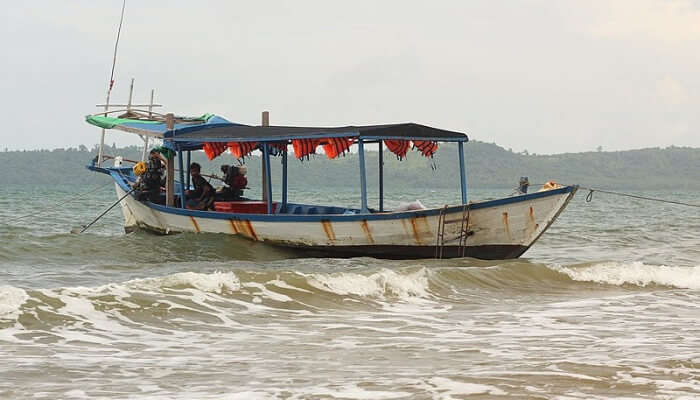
top-left (214, 201), bottom-right (277, 214)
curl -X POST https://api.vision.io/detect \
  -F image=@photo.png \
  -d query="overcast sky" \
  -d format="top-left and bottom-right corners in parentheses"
top-left (1, 1), bottom-right (698, 154)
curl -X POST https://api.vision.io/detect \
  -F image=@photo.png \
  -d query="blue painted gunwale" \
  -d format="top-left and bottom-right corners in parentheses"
top-left (92, 165), bottom-right (576, 223)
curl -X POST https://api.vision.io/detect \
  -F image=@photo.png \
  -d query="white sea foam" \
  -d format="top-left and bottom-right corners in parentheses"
top-left (308, 384), bottom-right (410, 399)
top-left (306, 268), bottom-right (432, 300)
top-left (552, 262), bottom-right (700, 289)
top-left (427, 377), bottom-right (508, 396)
top-left (242, 282), bottom-right (293, 303)
top-left (131, 271), bottom-right (241, 294)
top-left (0, 285), bottom-right (28, 320)
top-left (267, 278), bottom-right (313, 294)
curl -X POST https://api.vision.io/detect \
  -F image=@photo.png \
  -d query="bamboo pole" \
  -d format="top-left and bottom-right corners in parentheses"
top-left (97, 93), bottom-right (110, 166)
top-left (141, 89), bottom-right (154, 161)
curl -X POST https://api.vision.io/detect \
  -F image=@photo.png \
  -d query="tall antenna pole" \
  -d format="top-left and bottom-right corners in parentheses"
top-left (98, 0), bottom-right (126, 166)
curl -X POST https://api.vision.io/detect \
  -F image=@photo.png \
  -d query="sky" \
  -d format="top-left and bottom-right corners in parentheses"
top-left (1, 0), bottom-right (698, 154)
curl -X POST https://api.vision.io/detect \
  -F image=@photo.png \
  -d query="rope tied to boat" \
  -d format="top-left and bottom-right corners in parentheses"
top-left (522, 181), bottom-right (700, 208)
top-left (582, 187), bottom-right (700, 208)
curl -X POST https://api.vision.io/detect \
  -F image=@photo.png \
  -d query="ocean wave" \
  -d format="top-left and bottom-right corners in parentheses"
top-left (551, 262), bottom-right (700, 289)
top-left (7, 260), bottom-right (698, 331)
top-left (305, 267), bottom-right (433, 300)
top-left (130, 271), bottom-right (242, 294)
top-left (0, 286), bottom-right (29, 321)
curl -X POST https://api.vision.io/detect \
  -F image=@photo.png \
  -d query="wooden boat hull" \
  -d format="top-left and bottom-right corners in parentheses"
top-left (113, 177), bottom-right (576, 260)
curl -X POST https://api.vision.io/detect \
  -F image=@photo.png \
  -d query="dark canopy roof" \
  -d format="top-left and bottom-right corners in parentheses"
top-left (166, 123), bottom-right (468, 143)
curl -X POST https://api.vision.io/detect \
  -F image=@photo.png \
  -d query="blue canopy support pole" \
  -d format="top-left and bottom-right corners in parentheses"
top-left (164, 114), bottom-right (175, 207)
top-left (378, 140), bottom-right (384, 212)
top-left (261, 111), bottom-right (269, 204)
top-left (185, 150), bottom-right (191, 189)
top-left (281, 148), bottom-right (288, 212)
top-left (358, 139), bottom-right (368, 213)
top-left (178, 147), bottom-right (186, 209)
top-left (458, 141), bottom-right (467, 204)
top-left (263, 143), bottom-right (273, 214)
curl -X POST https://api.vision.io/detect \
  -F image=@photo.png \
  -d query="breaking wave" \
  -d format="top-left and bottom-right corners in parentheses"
top-left (306, 268), bottom-right (432, 300)
top-left (551, 261), bottom-right (700, 289)
top-left (2, 260), bottom-right (698, 330)
top-left (0, 286), bottom-right (28, 320)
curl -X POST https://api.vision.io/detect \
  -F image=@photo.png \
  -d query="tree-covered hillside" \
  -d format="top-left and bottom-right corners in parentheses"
top-left (1, 142), bottom-right (698, 190)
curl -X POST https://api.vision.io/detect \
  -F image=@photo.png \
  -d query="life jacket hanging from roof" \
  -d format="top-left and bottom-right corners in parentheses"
top-left (202, 142), bottom-right (227, 160)
top-left (412, 140), bottom-right (438, 158)
top-left (227, 141), bottom-right (258, 159)
top-left (384, 139), bottom-right (410, 160)
top-left (292, 138), bottom-right (322, 160)
top-left (322, 137), bottom-right (354, 159)
top-left (268, 141), bottom-right (288, 156)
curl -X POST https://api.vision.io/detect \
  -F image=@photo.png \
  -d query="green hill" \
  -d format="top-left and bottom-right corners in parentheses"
top-left (1, 142), bottom-right (699, 190)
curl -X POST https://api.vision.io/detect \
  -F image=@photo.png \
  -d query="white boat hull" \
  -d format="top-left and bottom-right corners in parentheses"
top-left (115, 182), bottom-right (577, 260)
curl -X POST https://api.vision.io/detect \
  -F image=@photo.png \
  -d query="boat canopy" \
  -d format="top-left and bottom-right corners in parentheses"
top-left (167, 123), bottom-right (468, 143)
top-left (86, 113), bottom-right (236, 139)
top-left (86, 110), bottom-right (471, 211)
top-left (86, 113), bottom-right (468, 143)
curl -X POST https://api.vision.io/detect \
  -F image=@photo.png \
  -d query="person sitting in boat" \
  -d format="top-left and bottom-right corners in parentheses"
top-left (133, 149), bottom-right (166, 204)
top-left (219, 165), bottom-right (248, 200)
top-left (186, 162), bottom-right (215, 210)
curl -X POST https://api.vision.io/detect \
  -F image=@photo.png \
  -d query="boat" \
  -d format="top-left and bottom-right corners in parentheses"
top-left (85, 109), bottom-right (577, 260)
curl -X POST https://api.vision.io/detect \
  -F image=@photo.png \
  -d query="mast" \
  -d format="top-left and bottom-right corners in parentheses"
top-left (98, 0), bottom-right (127, 167)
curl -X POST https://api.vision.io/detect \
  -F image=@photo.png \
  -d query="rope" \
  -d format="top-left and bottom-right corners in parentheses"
top-left (581, 186), bottom-right (700, 208)
top-left (517, 182), bottom-right (700, 208)
top-left (5, 181), bottom-right (114, 223)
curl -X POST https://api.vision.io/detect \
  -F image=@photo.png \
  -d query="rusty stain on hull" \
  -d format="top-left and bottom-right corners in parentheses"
top-left (502, 211), bottom-right (511, 240)
top-left (189, 216), bottom-right (201, 233)
top-left (244, 220), bottom-right (258, 241)
top-left (228, 218), bottom-right (258, 241)
top-left (360, 220), bottom-right (375, 244)
top-left (409, 216), bottom-right (425, 245)
top-left (228, 219), bottom-right (239, 234)
top-left (526, 206), bottom-right (537, 234)
top-left (321, 220), bottom-right (336, 242)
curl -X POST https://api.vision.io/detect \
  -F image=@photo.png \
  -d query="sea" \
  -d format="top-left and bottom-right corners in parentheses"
top-left (1, 179), bottom-right (699, 399)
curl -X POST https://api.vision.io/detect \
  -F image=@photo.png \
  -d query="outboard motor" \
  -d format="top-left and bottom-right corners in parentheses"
top-left (518, 177), bottom-right (529, 194)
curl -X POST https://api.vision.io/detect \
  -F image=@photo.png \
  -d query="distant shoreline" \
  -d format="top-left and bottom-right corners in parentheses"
top-left (2, 142), bottom-right (699, 190)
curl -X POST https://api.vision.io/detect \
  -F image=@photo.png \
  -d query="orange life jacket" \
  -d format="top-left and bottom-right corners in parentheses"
top-left (412, 140), bottom-right (438, 158)
top-left (203, 142), bottom-right (228, 160)
top-left (227, 141), bottom-right (258, 159)
top-left (269, 141), bottom-right (288, 155)
top-left (292, 138), bottom-right (322, 160)
top-left (322, 137), bottom-right (354, 159)
top-left (384, 140), bottom-right (410, 160)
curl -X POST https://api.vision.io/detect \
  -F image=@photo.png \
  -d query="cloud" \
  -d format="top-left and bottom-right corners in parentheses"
top-left (656, 76), bottom-right (689, 106)
top-left (587, 0), bottom-right (700, 42)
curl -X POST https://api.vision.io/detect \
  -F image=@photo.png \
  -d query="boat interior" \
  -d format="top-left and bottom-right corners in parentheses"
top-left (113, 168), bottom-right (365, 215)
